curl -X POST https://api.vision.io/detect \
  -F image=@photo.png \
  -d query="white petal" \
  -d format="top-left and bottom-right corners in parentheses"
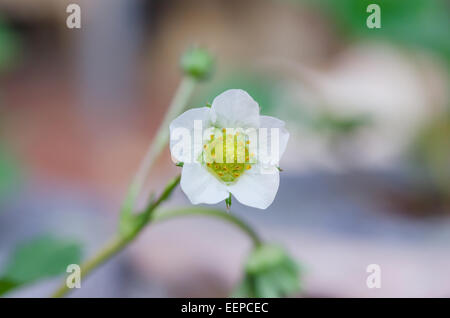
top-left (211, 89), bottom-right (260, 128)
top-left (227, 165), bottom-right (279, 209)
top-left (169, 107), bottom-right (211, 163)
top-left (259, 115), bottom-right (290, 159)
top-left (180, 163), bottom-right (229, 205)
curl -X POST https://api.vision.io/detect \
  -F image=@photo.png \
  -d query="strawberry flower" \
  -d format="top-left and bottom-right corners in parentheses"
top-left (169, 89), bottom-right (289, 209)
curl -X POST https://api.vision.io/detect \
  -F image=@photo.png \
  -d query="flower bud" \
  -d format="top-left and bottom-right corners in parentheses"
top-left (180, 47), bottom-right (214, 81)
top-left (233, 244), bottom-right (301, 298)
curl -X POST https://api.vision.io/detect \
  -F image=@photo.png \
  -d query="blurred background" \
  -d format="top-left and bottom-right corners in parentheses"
top-left (0, 0), bottom-right (449, 297)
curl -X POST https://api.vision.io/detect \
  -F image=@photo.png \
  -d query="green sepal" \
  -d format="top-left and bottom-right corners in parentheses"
top-left (233, 244), bottom-right (301, 298)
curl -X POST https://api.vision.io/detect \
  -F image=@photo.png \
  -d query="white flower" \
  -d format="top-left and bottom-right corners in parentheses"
top-left (169, 89), bottom-right (289, 209)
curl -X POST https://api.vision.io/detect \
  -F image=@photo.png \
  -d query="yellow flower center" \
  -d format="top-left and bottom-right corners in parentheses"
top-left (202, 130), bottom-right (254, 184)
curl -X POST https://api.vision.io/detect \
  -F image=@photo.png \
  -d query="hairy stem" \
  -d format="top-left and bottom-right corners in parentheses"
top-left (53, 76), bottom-right (196, 298)
top-left (51, 178), bottom-right (262, 298)
top-left (122, 77), bottom-right (196, 216)
top-left (153, 207), bottom-right (262, 247)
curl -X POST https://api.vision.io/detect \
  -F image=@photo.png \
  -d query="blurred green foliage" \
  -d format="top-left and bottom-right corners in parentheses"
top-left (0, 147), bottom-right (21, 204)
top-left (312, 112), bottom-right (372, 135)
top-left (413, 112), bottom-right (450, 199)
top-left (0, 16), bottom-right (20, 72)
top-left (193, 71), bottom-right (279, 115)
top-left (0, 235), bottom-right (82, 296)
top-left (0, 17), bottom-right (21, 204)
top-left (307, 0), bottom-right (450, 61)
top-left (233, 244), bottom-right (301, 298)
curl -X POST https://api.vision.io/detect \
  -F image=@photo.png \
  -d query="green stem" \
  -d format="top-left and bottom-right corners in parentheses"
top-left (53, 76), bottom-right (196, 298)
top-left (51, 179), bottom-right (263, 298)
top-left (122, 77), bottom-right (196, 215)
top-left (152, 207), bottom-right (262, 247)
top-left (51, 206), bottom-right (261, 298)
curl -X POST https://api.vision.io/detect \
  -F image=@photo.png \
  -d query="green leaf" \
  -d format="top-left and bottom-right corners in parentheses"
top-left (0, 278), bottom-right (20, 296)
top-left (0, 235), bottom-right (82, 296)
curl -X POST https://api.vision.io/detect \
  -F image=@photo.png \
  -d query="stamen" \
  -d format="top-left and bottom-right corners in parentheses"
top-left (202, 131), bottom-right (255, 183)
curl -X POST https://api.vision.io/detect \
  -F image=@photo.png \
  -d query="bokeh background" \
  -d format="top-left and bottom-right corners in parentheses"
top-left (0, 0), bottom-right (449, 297)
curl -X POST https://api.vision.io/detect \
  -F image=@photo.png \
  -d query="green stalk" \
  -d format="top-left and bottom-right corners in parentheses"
top-left (121, 76), bottom-right (196, 217)
top-left (153, 207), bottom-right (262, 247)
top-left (51, 51), bottom-right (224, 298)
top-left (51, 177), bottom-right (262, 298)
top-left (51, 75), bottom-right (196, 299)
